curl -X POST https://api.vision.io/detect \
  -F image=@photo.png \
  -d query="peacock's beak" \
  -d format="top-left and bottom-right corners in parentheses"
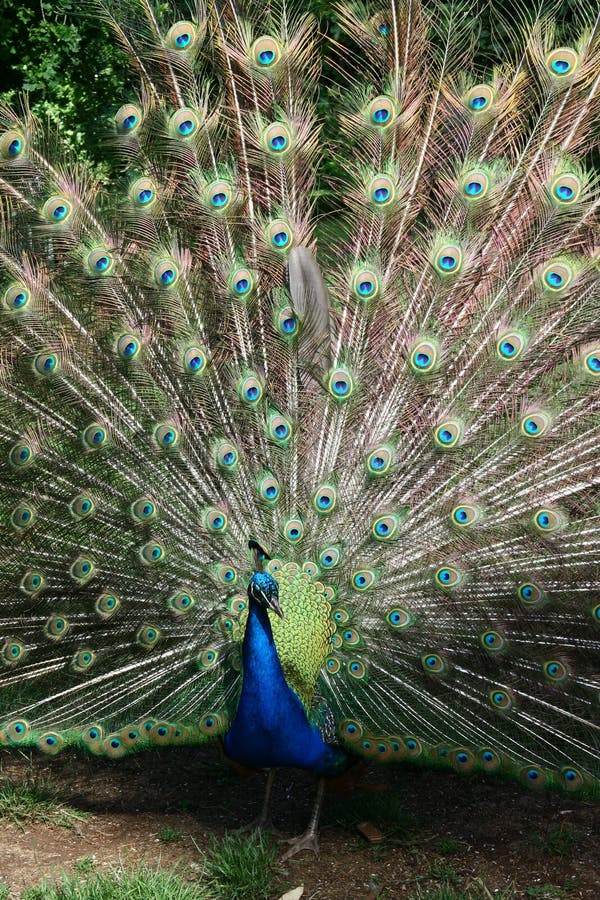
top-left (268, 594), bottom-right (284, 619)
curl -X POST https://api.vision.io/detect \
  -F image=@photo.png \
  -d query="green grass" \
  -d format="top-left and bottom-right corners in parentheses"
top-left (73, 857), bottom-right (97, 875)
top-left (539, 824), bottom-right (578, 857)
top-left (159, 824), bottom-right (184, 843)
top-left (525, 886), bottom-right (569, 899)
top-left (0, 885), bottom-right (10, 900)
top-left (408, 880), bottom-right (517, 900)
top-left (0, 771), bottom-right (89, 829)
top-left (202, 831), bottom-right (281, 900)
top-left (21, 861), bottom-right (210, 900)
top-left (432, 838), bottom-right (466, 855)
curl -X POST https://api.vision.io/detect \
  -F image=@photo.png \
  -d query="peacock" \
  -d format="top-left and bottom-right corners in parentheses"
top-left (1, 0), bottom-right (599, 860)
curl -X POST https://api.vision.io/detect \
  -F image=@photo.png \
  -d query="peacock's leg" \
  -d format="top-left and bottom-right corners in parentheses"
top-left (280, 777), bottom-right (325, 860)
top-left (236, 768), bottom-right (280, 833)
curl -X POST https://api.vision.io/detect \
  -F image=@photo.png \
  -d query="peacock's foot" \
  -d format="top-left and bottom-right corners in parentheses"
top-left (234, 816), bottom-right (283, 837)
top-left (280, 830), bottom-right (319, 860)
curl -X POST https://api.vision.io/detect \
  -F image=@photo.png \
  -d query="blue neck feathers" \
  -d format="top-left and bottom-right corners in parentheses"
top-left (224, 598), bottom-right (347, 776)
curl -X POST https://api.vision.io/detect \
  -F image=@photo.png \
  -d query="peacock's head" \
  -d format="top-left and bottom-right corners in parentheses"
top-left (248, 540), bottom-right (284, 618)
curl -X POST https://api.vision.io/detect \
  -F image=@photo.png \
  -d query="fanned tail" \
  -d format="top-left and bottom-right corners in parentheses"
top-left (0, 0), bottom-right (599, 795)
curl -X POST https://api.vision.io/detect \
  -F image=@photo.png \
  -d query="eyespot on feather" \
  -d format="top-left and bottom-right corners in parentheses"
top-left (266, 219), bottom-right (294, 251)
top-left (496, 330), bottom-right (525, 361)
top-left (115, 104), bottom-right (142, 135)
top-left (166, 21), bottom-right (197, 51)
top-left (367, 174), bottom-right (396, 207)
top-left (86, 248), bottom-right (115, 276)
top-left (366, 96), bottom-right (396, 128)
top-left (183, 346), bottom-right (208, 375)
top-left (545, 48), bottom-right (579, 78)
top-left (42, 196), bottom-right (73, 225)
top-left (464, 84), bottom-right (495, 113)
top-left (117, 333), bottom-right (142, 361)
top-left (4, 283), bottom-right (31, 312)
top-left (205, 180), bottom-right (234, 212)
top-left (95, 593), bottom-right (120, 620)
top-left (409, 339), bottom-right (439, 374)
top-left (169, 107), bottom-right (201, 139)
top-left (263, 122), bottom-right (293, 156)
top-left (0, 130), bottom-right (26, 160)
top-left (129, 177), bottom-right (157, 210)
top-left (251, 36), bottom-right (283, 69)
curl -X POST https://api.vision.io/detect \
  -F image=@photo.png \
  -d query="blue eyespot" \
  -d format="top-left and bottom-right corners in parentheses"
top-left (414, 352), bottom-right (431, 368)
top-left (13, 292), bottom-right (27, 308)
top-left (161, 430), bottom-right (175, 444)
top-left (374, 187), bottom-right (390, 203)
top-left (269, 135), bottom-right (287, 151)
top-left (500, 340), bottom-right (516, 357)
top-left (454, 508), bottom-right (468, 523)
top-left (536, 512), bottom-right (550, 528)
top-left (235, 278), bottom-right (250, 294)
top-left (546, 271), bottom-right (563, 288)
top-left (470, 96), bottom-right (487, 110)
top-left (289, 527), bottom-right (299, 538)
top-left (176, 33), bottom-right (191, 47)
top-left (259, 49), bottom-right (275, 64)
top-left (317, 495), bottom-right (332, 509)
top-left (178, 120), bottom-right (195, 136)
top-left (189, 355), bottom-right (203, 371)
top-left (524, 418), bottom-right (539, 435)
top-left (223, 570), bottom-right (235, 581)
top-left (587, 355), bottom-right (600, 372)
top-left (377, 24), bottom-right (389, 35)
top-left (273, 231), bottom-right (289, 247)
top-left (245, 385), bottom-right (259, 400)
top-left (212, 516), bottom-right (224, 529)
top-left (8, 138), bottom-right (22, 156)
top-left (333, 380), bottom-right (349, 395)
top-left (551, 59), bottom-right (570, 74)
top-left (52, 205), bottom-right (68, 221)
top-left (282, 317), bottom-right (296, 333)
top-left (439, 255), bottom-right (457, 271)
top-left (138, 189), bottom-right (154, 204)
top-left (95, 256), bottom-right (110, 272)
top-left (438, 429), bottom-right (453, 444)
top-left (372, 108), bottom-right (390, 123)
top-left (465, 181), bottom-right (483, 195)
top-left (555, 184), bottom-right (574, 200)
top-left (265, 485), bottom-right (278, 498)
top-left (371, 456), bottom-right (385, 470)
top-left (358, 280), bottom-right (374, 296)
top-left (122, 114), bottom-right (138, 130)
top-left (274, 423), bottom-right (288, 438)
top-left (376, 521), bottom-right (389, 536)
top-left (438, 569), bottom-right (451, 583)
top-left (210, 192), bottom-right (228, 208)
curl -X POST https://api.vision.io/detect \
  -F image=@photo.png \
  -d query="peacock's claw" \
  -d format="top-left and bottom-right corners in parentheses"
top-left (235, 817), bottom-right (283, 838)
top-left (280, 830), bottom-right (319, 860)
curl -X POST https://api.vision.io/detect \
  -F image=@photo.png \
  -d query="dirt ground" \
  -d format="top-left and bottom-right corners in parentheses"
top-left (0, 747), bottom-right (597, 898)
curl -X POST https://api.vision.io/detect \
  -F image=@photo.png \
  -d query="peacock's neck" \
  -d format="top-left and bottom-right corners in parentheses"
top-left (241, 599), bottom-right (286, 692)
